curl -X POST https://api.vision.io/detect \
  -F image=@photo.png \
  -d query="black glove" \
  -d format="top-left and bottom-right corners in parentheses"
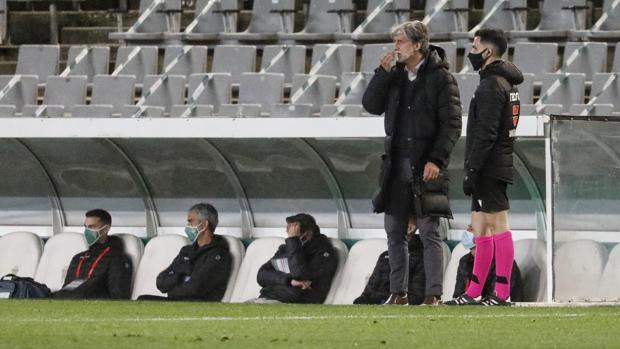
top-left (462, 169), bottom-right (479, 197)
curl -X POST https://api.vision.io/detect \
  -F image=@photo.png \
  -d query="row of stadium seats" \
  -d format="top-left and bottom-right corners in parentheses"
top-left (2, 231), bottom-right (619, 302)
top-left (13, 42), bottom-right (620, 84)
top-left (2, 70), bottom-right (618, 117)
top-left (108, 0), bottom-right (620, 45)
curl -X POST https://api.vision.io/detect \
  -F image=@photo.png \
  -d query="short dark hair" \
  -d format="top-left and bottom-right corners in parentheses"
top-left (189, 203), bottom-right (219, 232)
top-left (474, 28), bottom-right (507, 57)
top-left (391, 21), bottom-right (430, 56)
top-left (85, 209), bottom-right (112, 226)
top-left (286, 213), bottom-right (320, 236)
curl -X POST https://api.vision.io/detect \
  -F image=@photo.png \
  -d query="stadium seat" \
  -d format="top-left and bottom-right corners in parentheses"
top-left (260, 45), bottom-right (306, 84)
top-left (162, 46), bottom-right (208, 78)
top-left (109, 0), bottom-right (182, 44)
top-left (589, 73), bottom-right (620, 112)
top-left (441, 242), bottom-right (470, 302)
top-left (278, 0), bottom-right (354, 43)
top-left (614, 43), bottom-right (620, 72)
top-left (574, 0), bottom-right (620, 39)
top-left (229, 237), bottom-right (285, 303)
top-left (424, 0), bottom-right (469, 41)
top-left (211, 45), bottom-right (257, 85)
top-left (0, 0), bottom-right (5, 45)
top-left (34, 232), bottom-right (88, 292)
top-left (561, 42), bottom-right (607, 80)
top-left (176, 73), bottom-right (231, 115)
top-left (220, 73), bottom-right (284, 116)
top-left (598, 243), bottom-right (620, 301)
top-left (0, 74), bottom-right (38, 116)
top-left (270, 103), bottom-right (314, 117)
top-left (22, 75), bottom-right (88, 117)
top-left (64, 46), bottom-right (110, 83)
top-left (569, 104), bottom-right (615, 116)
top-left (555, 239), bottom-right (607, 302)
top-left (360, 43), bottom-right (392, 73)
top-left (454, 73), bottom-right (479, 113)
top-left (336, 0), bottom-right (410, 42)
top-left (112, 233), bottom-right (144, 290)
top-left (514, 239), bottom-right (547, 302)
top-left (180, 0), bottom-right (238, 42)
top-left (218, 104), bottom-right (261, 118)
top-left (319, 104), bottom-right (365, 118)
top-left (479, 0), bottom-right (527, 32)
top-left (310, 44), bottom-right (356, 82)
top-left (219, 0), bottom-right (295, 43)
top-left (519, 73), bottom-right (535, 105)
top-left (73, 74), bottom-right (137, 118)
top-left (122, 74), bottom-right (186, 117)
top-left (511, 0), bottom-right (587, 39)
top-left (289, 74), bottom-right (337, 113)
top-left (113, 46), bottom-right (158, 85)
top-left (433, 41), bottom-right (457, 72)
top-left (170, 105), bottom-right (214, 118)
top-left (324, 238), bottom-right (349, 304)
top-left (520, 104), bottom-right (564, 116)
top-left (323, 72), bottom-right (373, 112)
top-left (441, 241), bottom-right (451, 273)
top-left (15, 45), bottom-right (60, 81)
top-left (513, 43), bottom-right (558, 77)
top-left (0, 231), bottom-right (43, 278)
top-left (131, 234), bottom-right (189, 300)
top-left (539, 73), bottom-right (586, 112)
top-left (327, 238), bottom-right (387, 304)
top-left (221, 235), bottom-right (245, 302)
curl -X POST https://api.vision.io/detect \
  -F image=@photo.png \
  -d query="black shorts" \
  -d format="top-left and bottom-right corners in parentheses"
top-left (471, 176), bottom-right (510, 213)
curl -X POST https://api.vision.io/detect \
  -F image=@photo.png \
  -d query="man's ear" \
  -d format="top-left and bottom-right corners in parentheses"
top-left (203, 220), bottom-right (210, 232)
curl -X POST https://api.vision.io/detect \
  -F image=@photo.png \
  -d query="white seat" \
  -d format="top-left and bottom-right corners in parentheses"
top-left (323, 238), bottom-right (349, 304)
top-left (221, 235), bottom-right (245, 302)
top-left (0, 231), bottom-right (43, 278)
top-left (327, 238), bottom-right (387, 305)
top-left (131, 234), bottom-right (189, 300)
top-left (441, 242), bottom-right (470, 302)
top-left (441, 241), bottom-right (451, 273)
top-left (599, 243), bottom-right (620, 301)
top-left (34, 233), bottom-right (88, 292)
top-left (514, 239), bottom-right (547, 302)
top-left (112, 233), bottom-right (145, 291)
top-left (555, 239), bottom-right (607, 302)
top-left (229, 237), bottom-right (284, 303)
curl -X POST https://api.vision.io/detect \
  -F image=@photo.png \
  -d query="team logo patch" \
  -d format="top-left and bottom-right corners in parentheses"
top-left (323, 252), bottom-right (330, 258)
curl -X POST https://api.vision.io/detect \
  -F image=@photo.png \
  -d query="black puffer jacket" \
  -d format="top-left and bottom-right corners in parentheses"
top-left (156, 234), bottom-right (231, 301)
top-left (353, 235), bottom-right (426, 305)
top-left (465, 60), bottom-right (523, 183)
top-left (453, 253), bottom-right (524, 302)
top-left (54, 235), bottom-right (132, 299)
top-left (363, 45), bottom-right (462, 213)
top-left (257, 234), bottom-right (338, 304)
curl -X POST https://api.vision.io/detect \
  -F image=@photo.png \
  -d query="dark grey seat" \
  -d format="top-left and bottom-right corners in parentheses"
top-left (22, 75), bottom-right (88, 117)
top-left (15, 45), bottom-right (60, 82)
top-left (219, 0), bottom-right (295, 43)
top-left (109, 0), bottom-right (182, 44)
top-left (0, 75), bottom-right (38, 116)
top-left (278, 0), bottom-right (354, 43)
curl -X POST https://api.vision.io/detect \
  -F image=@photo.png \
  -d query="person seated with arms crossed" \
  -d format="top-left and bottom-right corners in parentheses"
top-left (251, 213), bottom-right (338, 304)
top-left (54, 209), bottom-right (132, 299)
top-left (354, 217), bottom-right (426, 305)
top-left (140, 203), bottom-right (232, 301)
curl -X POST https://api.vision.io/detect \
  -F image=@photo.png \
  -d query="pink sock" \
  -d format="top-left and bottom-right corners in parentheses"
top-left (493, 231), bottom-right (514, 301)
top-left (465, 235), bottom-right (494, 298)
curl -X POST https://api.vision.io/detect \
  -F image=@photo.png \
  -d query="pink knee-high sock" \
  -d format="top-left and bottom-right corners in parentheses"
top-left (465, 235), bottom-right (494, 298)
top-left (493, 231), bottom-right (514, 301)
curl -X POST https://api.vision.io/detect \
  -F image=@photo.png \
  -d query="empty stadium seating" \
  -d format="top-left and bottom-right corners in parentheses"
top-left (0, 231), bottom-right (43, 278)
top-left (554, 239), bottom-right (608, 302)
top-left (34, 232), bottom-right (87, 292)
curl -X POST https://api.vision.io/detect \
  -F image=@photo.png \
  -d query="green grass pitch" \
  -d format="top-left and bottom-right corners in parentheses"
top-left (1, 300), bottom-right (619, 348)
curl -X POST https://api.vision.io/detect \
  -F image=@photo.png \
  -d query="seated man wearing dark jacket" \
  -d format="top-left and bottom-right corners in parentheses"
top-left (453, 229), bottom-right (524, 302)
top-left (54, 209), bottom-right (132, 299)
top-left (153, 203), bottom-right (232, 301)
top-left (254, 213), bottom-right (338, 304)
top-left (354, 218), bottom-right (426, 305)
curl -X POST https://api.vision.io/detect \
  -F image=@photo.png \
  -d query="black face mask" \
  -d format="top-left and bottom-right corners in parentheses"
top-left (467, 48), bottom-right (488, 71)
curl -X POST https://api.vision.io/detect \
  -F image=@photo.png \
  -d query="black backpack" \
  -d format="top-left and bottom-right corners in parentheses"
top-left (0, 274), bottom-right (51, 299)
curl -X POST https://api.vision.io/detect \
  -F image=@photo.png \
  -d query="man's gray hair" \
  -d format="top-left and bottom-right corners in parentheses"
top-left (391, 20), bottom-right (430, 56)
top-left (189, 203), bottom-right (219, 232)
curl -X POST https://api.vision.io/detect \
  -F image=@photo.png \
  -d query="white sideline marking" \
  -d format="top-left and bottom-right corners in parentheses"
top-left (7, 312), bottom-right (619, 323)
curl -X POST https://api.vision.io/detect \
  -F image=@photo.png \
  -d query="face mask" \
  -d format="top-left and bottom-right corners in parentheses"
top-left (184, 222), bottom-right (204, 242)
top-left (467, 48), bottom-right (488, 71)
top-left (461, 230), bottom-right (475, 250)
top-left (84, 226), bottom-right (106, 246)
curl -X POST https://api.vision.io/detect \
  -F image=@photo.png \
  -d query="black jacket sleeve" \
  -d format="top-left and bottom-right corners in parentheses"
top-left (62, 254), bottom-right (82, 287)
top-left (107, 254), bottom-right (132, 299)
top-left (428, 72), bottom-right (462, 168)
top-left (354, 252), bottom-right (390, 304)
top-left (362, 67), bottom-right (393, 115)
top-left (166, 251), bottom-right (231, 300)
top-left (286, 238), bottom-right (337, 281)
top-left (257, 255), bottom-right (292, 288)
top-left (465, 80), bottom-right (506, 171)
top-left (156, 250), bottom-right (186, 293)
top-left (453, 254), bottom-right (471, 298)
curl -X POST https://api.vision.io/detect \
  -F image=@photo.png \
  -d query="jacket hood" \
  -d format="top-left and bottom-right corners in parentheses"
top-left (480, 60), bottom-right (524, 85)
top-left (190, 234), bottom-right (229, 257)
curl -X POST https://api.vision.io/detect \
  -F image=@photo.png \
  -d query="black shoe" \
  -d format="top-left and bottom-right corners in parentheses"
top-left (444, 294), bottom-right (480, 306)
top-left (383, 293), bottom-right (408, 305)
top-left (480, 294), bottom-right (511, 306)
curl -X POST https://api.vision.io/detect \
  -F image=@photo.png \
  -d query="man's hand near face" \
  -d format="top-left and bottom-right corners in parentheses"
top-left (286, 222), bottom-right (301, 238)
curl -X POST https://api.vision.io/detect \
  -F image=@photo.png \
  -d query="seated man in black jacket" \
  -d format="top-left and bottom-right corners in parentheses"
top-left (253, 213), bottom-right (338, 304)
top-left (453, 227), bottom-right (524, 302)
top-left (150, 203), bottom-right (232, 301)
top-left (354, 217), bottom-right (426, 305)
top-left (54, 209), bottom-right (132, 299)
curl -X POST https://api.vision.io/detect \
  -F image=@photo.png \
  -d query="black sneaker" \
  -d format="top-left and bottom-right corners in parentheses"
top-left (444, 294), bottom-right (480, 306)
top-left (480, 294), bottom-right (511, 306)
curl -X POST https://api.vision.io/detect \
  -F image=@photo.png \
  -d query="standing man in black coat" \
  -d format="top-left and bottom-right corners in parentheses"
top-left (362, 20), bottom-right (462, 305)
top-left (445, 29), bottom-right (523, 306)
